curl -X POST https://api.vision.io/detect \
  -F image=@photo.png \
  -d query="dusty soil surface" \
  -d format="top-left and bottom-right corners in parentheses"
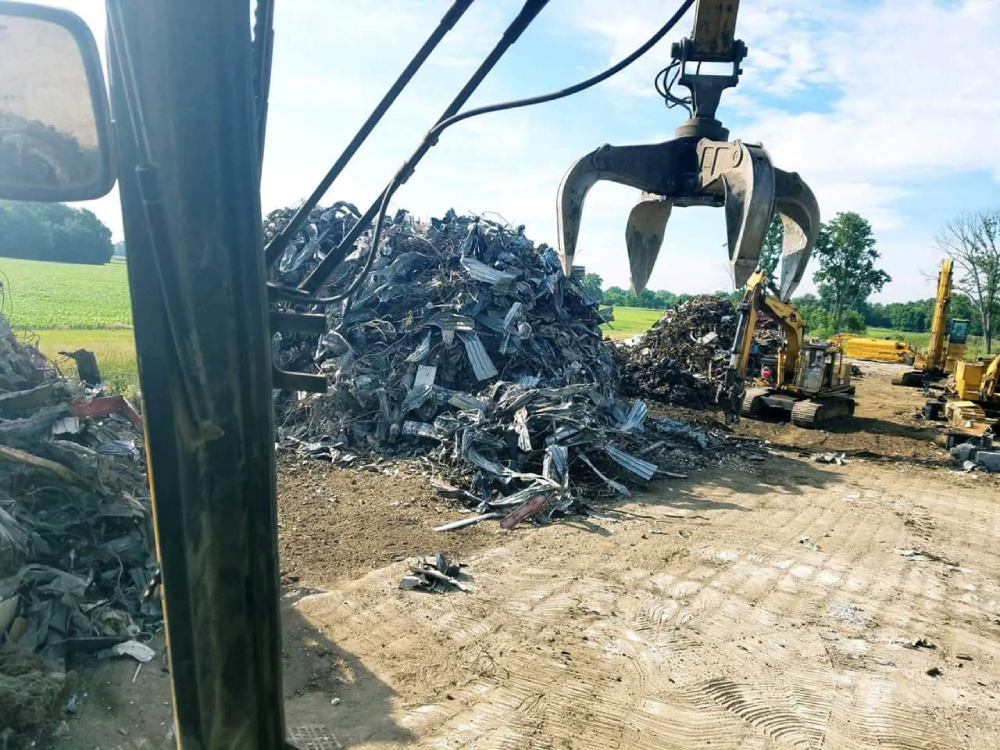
top-left (39, 362), bottom-right (1000, 748)
top-left (730, 361), bottom-right (953, 463)
top-left (276, 461), bottom-right (499, 590)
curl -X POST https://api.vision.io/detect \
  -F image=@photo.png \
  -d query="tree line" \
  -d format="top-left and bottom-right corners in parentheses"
top-left (585, 208), bottom-right (1000, 353)
top-left (0, 201), bottom-right (115, 265)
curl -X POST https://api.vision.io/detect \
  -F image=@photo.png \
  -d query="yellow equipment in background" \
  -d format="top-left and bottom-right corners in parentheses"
top-left (953, 354), bottom-right (1000, 406)
top-left (835, 335), bottom-right (916, 365)
top-left (894, 259), bottom-right (970, 386)
top-left (718, 270), bottom-right (856, 428)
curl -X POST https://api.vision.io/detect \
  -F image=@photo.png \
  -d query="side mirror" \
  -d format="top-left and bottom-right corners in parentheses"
top-left (0, 1), bottom-right (115, 201)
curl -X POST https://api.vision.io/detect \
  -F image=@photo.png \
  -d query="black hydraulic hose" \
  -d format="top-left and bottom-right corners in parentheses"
top-left (297, 0), bottom-right (551, 294)
top-left (290, 0), bottom-right (694, 302)
top-left (430, 0), bottom-right (694, 137)
top-left (263, 0), bottom-right (475, 270)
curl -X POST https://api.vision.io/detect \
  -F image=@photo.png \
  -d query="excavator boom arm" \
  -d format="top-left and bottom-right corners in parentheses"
top-left (718, 270), bottom-right (807, 418)
top-left (926, 259), bottom-right (954, 371)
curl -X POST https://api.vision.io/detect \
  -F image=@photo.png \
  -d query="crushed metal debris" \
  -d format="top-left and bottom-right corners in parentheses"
top-left (615, 296), bottom-right (738, 406)
top-left (270, 205), bottom-right (762, 528)
top-left (400, 552), bottom-right (469, 593)
top-left (0, 314), bottom-right (158, 662)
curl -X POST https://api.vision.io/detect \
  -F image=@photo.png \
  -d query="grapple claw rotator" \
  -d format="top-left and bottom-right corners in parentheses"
top-left (556, 0), bottom-right (819, 300)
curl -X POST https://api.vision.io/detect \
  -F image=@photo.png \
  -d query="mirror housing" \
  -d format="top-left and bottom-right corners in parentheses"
top-left (0, 1), bottom-right (116, 201)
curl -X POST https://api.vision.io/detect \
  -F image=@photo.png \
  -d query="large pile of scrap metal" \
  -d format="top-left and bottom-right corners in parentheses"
top-left (616, 297), bottom-right (737, 405)
top-left (0, 314), bottom-right (156, 662)
top-left (270, 205), bottom-right (754, 525)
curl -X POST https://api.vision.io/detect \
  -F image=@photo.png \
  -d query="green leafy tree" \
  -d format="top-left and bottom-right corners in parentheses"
top-left (0, 201), bottom-right (114, 264)
top-left (580, 272), bottom-right (604, 301)
top-left (839, 309), bottom-right (867, 333)
top-left (937, 209), bottom-right (1000, 353)
top-left (758, 215), bottom-right (783, 277)
top-left (813, 212), bottom-right (891, 331)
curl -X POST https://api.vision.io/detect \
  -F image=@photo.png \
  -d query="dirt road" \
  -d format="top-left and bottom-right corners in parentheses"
top-left (59, 363), bottom-right (1000, 748)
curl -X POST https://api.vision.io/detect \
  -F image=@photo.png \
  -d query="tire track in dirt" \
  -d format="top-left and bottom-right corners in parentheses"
top-left (286, 462), bottom-right (995, 749)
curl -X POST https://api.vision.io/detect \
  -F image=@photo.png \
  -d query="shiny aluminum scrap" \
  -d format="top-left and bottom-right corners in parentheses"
top-left (270, 204), bottom-right (754, 526)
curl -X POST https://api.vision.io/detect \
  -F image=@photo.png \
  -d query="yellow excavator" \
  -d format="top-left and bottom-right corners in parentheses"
top-left (718, 269), bottom-right (855, 428)
top-left (893, 259), bottom-right (970, 386)
top-left (953, 354), bottom-right (1000, 408)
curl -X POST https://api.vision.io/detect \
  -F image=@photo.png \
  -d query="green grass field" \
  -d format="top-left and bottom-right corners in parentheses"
top-left (601, 306), bottom-right (664, 340)
top-left (0, 258), bottom-right (138, 390)
top-left (0, 257), bottom-right (132, 329)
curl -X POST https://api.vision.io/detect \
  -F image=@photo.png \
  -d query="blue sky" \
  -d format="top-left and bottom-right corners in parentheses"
top-left (61, 0), bottom-right (1000, 302)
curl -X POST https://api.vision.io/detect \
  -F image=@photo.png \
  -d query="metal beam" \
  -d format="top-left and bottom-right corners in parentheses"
top-left (108, 1), bottom-right (284, 746)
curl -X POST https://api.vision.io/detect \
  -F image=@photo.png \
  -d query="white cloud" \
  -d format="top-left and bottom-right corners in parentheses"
top-left (37, 0), bottom-right (1000, 304)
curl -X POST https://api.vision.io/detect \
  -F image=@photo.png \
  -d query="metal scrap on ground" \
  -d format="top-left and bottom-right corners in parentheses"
top-left (615, 297), bottom-right (738, 405)
top-left (270, 204), bottom-right (762, 528)
top-left (0, 314), bottom-right (158, 660)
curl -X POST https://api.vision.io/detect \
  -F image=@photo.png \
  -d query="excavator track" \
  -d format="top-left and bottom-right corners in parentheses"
top-left (740, 387), bottom-right (770, 418)
top-left (790, 397), bottom-right (854, 428)
top-left (892, 370), bottom-right (925, 387)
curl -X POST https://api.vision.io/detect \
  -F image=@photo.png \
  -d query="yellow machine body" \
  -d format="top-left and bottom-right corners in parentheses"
top-left (837, 335), bottom-right (916, 365)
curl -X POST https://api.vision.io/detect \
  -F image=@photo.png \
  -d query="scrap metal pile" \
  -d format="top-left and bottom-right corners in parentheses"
top-left (617, 297), bottom-right (738, 405)
top-left (0, 315), bottom-right (156, 659)
top-left (271, 205), bottom-right (753, 525)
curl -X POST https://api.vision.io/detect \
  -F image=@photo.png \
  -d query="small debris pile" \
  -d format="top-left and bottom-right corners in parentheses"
top-left (399, 552), bottom-right (469, 593)
top-left (0, 314), bottom-right (156, 662)
top-left (950, 437), bottom-right (1000, 473)
top-left (271, 205), bottom-right (755, 524)
top-left (0, 647), bottom-right (66, 745)
top-left (616, 296), bottom-right (737, 405)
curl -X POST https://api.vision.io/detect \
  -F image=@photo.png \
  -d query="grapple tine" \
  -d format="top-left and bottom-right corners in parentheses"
top-left (556, 140), bottom-right (688, 276)
top-left (556, 154), bottom-right (600, 276)
top-left (773, 168), bottom-right (820, 300)
top-left (625, 193), bottom-right (672, 293)
top-left (714, 142), bottom-right (776, 289)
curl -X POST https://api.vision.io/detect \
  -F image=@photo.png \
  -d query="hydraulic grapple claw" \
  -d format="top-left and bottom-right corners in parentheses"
top-left (556, 140), bottom-right (692, 278)
top-left (555, 136), bottom-right (819, 300)
top-left (773, 168), bottom-right (819, 300)
top-left (554, 0), bottom-right (819, 300)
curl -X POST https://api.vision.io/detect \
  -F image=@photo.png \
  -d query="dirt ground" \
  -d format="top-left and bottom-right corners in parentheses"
top-left (43, 362), bottom-right (1000, 748)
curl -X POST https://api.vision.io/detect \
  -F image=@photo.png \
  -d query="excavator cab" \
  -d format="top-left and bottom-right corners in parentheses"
top-left (945, 318), bottom-right (970, 373)
top-left (795, 343), bottom-right (851, 395)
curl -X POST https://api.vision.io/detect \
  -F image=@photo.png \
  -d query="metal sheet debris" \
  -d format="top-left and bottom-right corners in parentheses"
top-left (433, 513), bottom-right (500, 532)
top-left (604, 444), bottom-right (657, 480)
top-left (0, 313), bottom-right (156, 658)
top-left (108, 639), bottom-right (156, 663)
top-left (458, 332), bottom-right (499, 381)
top-left (269, 205), bottom-right (764, 530)
top-left (400, 552), bottom-right (469, 592)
